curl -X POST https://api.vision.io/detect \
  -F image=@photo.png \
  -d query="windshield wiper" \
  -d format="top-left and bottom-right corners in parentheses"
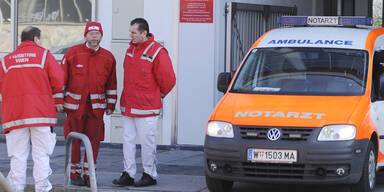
top-left (230, 88), bottom-right (250, 93)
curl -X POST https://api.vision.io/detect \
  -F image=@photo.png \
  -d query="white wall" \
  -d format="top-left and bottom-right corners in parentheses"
top-left (97, 0), bottom-right (113, 142)
top-left (110, 0), bottom-right (144, 115)
top-left (98, 0), bottom-right (112, 50)
top-left (112, 0), bottom-right (144, 40)
top-left (108, 0), bottom-right (144, 143)
top-left (144, 0), bottom-right (179, 145)
top-left (108, 0), bottom-right (177, 144)
top-left (177, 23), bottom-right (216, 145)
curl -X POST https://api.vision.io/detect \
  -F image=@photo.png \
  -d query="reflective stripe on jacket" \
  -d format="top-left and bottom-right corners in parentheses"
top-left (120, 34), bottom-right (176, 117)
top-left (0, 41), bottom-right (64, 132)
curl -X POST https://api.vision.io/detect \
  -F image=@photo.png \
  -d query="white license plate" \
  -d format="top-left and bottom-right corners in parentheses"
top-left (247, 148), bottom-right (297, 163)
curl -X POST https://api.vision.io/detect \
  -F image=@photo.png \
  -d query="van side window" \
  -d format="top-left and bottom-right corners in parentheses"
top-left (372, 51), bottom-right (384, 101)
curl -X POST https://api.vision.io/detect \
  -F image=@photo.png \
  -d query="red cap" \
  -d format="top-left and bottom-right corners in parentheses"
top-left (84, 22), bottom-right (103, 36)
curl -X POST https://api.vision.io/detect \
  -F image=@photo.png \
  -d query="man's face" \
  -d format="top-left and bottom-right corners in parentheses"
top-left (129, 24), bottom-right (147, 44)
top-left (85, 31), bottom-right (102, 47)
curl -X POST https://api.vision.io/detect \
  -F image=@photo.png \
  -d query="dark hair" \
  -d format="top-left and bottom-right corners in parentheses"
top-left (130, 18), bottom-right (150, 37)
top-left (21, 26), bottom-right (41, 42)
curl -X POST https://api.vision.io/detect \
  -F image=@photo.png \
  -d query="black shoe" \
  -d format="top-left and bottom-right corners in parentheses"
top-left (84, 177), bottom-right (90, 187)
top-left (134, 172), bottom-right (157, 187)
top-left (71, 176), bottom-right (86, 186)
top-left (112, 171), bottom-right (134, 186)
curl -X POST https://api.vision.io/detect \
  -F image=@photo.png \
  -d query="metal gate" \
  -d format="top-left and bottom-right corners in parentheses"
top-left (225, 2), bottom-right (297, 73)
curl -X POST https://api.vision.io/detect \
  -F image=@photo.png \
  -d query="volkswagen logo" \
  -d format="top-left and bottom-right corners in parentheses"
top-left (267, 128), bottom-right (281, 141)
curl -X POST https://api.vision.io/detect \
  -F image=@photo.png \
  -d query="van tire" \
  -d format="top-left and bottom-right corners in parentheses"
top-left (351, 141), bottom-right (376, 192)
top-left (205, 174), bottom-right (233, 192)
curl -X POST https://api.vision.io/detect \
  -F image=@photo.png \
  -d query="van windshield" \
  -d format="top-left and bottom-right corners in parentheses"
top-left (231, 47), bottom-right (368, 96)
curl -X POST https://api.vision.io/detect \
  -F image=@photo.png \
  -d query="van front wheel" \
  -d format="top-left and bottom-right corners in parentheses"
top-left (351, 141), bottom-right (376, 192)
top-left (205, 174), bottom-right (233, 192)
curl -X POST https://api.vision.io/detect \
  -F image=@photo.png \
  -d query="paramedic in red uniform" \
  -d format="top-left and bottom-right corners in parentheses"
top-left (60, 22), bottom-right (117, 186)
top-left (0, 26), bottom-right (64, 192)
top-left (112, 18), bottom-right (176, 187)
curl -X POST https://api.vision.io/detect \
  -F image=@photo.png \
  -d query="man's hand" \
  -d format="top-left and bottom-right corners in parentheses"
top-left (105, 109), bottom-right (113, 115)
top-left (56, 104), bottom-right (64, 112)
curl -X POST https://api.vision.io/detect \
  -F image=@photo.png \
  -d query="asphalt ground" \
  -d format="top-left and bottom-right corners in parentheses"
top-left (3, 138), bottom-right (384, 192)
top-left (0, 139), bottom-right (207, 192)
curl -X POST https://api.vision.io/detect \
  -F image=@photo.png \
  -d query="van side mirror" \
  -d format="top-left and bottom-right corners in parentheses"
top-left (217, 72), bottom-right (232, 93)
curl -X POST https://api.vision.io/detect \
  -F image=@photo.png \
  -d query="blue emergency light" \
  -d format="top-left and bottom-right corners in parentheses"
top-left (340, 16), bottom-right (372, 25)
top-left (277, 16), bottom-right (307, 25)
top-left (277, 16), bottom-right (372, 26)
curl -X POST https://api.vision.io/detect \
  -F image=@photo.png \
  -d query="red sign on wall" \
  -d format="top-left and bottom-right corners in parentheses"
top-left (180, 0), bottom-right (213, 23)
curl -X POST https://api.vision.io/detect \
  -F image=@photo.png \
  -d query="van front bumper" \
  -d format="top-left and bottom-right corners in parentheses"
top-left (204, 127), bottom-right (370, 184)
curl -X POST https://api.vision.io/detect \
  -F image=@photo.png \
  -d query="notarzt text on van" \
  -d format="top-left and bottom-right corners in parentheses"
top-left (234, 111), bottom-right (326, 119)
top-left (307, 17), bottom-right (338, 24)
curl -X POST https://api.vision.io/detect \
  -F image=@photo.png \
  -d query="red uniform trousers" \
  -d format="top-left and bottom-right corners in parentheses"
top-left (64, 100), bottom-right (104, 179)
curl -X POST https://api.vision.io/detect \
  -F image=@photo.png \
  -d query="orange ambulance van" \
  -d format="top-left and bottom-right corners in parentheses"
top-left (204, 16), bottom-right (384, 192)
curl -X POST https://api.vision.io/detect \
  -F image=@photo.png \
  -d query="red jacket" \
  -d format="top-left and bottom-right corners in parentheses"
top-left (60, 43), bottom-right (117, 116)
top-left (0, 41), bottom-right (64, 133)
top-left (120, 34), bottom-right (176, 117)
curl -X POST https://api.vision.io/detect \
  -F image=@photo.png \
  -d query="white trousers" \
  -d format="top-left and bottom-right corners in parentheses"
top-left (122, 116), bottom-right (158, 179)
top-left (5, 126), bottom-right (56, 192)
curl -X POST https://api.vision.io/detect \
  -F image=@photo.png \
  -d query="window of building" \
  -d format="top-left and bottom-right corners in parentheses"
top-left (0, 0), bottom-right (94, 54)
top-left (0, 0), bottom-right (11, 52)
top-left (18, 0), bottom-right (92, 54)
top-left (0, 0), bottom-right (95, 134)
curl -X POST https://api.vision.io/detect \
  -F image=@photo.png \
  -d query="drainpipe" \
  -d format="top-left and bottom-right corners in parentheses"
top-left (171, 0), bottom-right (179, 145)
top-left (225, 2), bottom-right (232, 72)
top-left (312, 0), bottom-right (316, 15)
top-left (11, 0), bottom-right (17, 51)
top-left (337, 0), bottom-right (342, 16)
top-left (92, 0), bottom-right (97, 21)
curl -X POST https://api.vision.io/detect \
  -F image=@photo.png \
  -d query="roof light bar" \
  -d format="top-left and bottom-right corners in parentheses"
top-left (277, 16), bottom-right (307, 25)
top-left (277, 16), bottom-right (372, 26)
top-left (340, 16), bottom-right (372, 26)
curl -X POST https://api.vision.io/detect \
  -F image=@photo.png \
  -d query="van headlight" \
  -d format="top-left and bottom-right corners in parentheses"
top-left (318, 125), bottom-right (356, 141)
top-left (206, 121), bottom-right (234, 138)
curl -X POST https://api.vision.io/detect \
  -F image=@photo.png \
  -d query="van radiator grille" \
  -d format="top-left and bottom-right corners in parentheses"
top-left (209, 160), bottom-right (350, 179)
top-left (238, 126), bottom-right (314, 141)
top-left (240, 162), bottom-right (305, 179)
top-left (229, 162), bottom-right (350, 179)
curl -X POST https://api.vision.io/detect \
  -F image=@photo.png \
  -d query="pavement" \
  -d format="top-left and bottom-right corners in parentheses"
top-left (0, 138), bottom-right (208, 192)
top-left (7, 131), bottom-right (384, 192)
